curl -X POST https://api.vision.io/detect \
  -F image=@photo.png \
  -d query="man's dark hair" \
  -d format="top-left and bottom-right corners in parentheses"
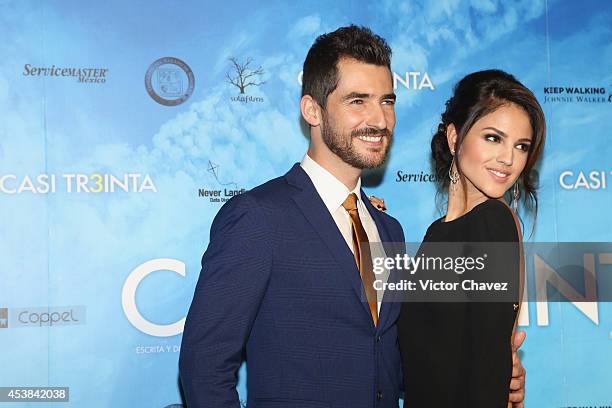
top-left (302, 25), bottom-right (392, 109)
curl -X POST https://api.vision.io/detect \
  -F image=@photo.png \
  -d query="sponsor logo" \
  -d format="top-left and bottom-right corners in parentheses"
top-left (395, 170), bottom-right (442, 183)
top-left (0, 173), bottom-right (157, 194)
top-left (23, 64), bottom-right (109, 84)
top-left (0, 308), bottom-right (7, 328)
top-left (230, 94), bottom-right (264, 103)
top-left (227, 57), bottom-right (265, 103)
top-left (297, 70), bottom-right (435, 91)
top-left (3, 306), bottom-right (86, 328)
top-left (198, 160), bottom-right (247, 203)
top-left (543, 86), bottom-right (612, 103)
top-left (145, 57), bottom-right (195, 106)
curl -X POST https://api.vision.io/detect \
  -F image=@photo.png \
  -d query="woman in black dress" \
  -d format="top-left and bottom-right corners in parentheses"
top-left (397, 70), bottom-right (546, 407)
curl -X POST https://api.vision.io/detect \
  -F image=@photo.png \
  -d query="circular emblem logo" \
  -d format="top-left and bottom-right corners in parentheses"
top-left (145, 57), bottom-right (195, 106)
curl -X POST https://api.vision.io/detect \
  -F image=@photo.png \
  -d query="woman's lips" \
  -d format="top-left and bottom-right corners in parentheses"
top-left (487, 167), bottom-right (511, 183)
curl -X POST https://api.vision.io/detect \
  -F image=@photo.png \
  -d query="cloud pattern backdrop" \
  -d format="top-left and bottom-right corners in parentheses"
top-left (0, 0), bottom-right (610, 406)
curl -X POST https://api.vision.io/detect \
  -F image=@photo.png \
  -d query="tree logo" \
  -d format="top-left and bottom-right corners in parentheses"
top-left (226, 57), bottom-right (265, 103)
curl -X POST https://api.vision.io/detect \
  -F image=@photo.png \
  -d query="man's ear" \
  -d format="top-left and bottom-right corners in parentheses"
top-left (446, 123), bottom-right (458, 154)
top-left (301, 95), bottom-right (322, 127)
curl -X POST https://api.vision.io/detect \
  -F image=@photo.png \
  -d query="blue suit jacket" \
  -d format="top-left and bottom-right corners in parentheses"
top-left (179, 163), bottom-right (406, 408)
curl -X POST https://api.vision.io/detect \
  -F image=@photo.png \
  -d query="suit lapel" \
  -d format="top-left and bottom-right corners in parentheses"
top-left (360, 189), bottom-right (401, 332)
top-left (286, 164), bottom-right (375, 327)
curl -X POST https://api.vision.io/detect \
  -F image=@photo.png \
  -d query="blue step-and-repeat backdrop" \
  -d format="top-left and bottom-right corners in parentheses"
top-left (1, 0), bottom-right (611, 407)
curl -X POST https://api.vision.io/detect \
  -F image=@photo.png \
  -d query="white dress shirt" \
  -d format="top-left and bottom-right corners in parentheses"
top-left (300, 154), bottom-right (388, 309)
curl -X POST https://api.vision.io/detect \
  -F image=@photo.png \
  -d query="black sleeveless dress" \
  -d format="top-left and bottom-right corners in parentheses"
top-left (398, 199), bottom-right (520, 408)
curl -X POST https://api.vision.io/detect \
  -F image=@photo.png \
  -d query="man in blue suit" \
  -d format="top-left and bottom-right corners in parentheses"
top-left (179, 25), bottom-right (525, 408)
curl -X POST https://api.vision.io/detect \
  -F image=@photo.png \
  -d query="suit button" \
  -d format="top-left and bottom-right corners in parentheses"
top-left (376, 390), bottom-right (383, 401)
top-left (376, 335), bottom-right (381, 343)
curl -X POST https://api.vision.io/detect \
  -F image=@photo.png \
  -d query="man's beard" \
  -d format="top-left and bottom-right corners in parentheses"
top-left (321, 113), bottom-right (392, 169)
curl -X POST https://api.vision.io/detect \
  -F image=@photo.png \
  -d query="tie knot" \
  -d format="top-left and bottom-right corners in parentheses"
top-left (342, 193), bottom-right (359, 212)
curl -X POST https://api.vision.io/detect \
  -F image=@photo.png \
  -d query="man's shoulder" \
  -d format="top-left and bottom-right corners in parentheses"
top-left (209, 173), bottom-right (297, 236)
top-left (381, 211), bottom-right (405, 240)
top-left (218, 171), bottom-right (297, 217)
top-left (243, 172), bottom-right (297, 207)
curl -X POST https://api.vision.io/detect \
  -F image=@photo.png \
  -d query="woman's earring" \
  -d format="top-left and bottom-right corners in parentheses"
top-left (512, 181), bottom-right (519, 213)
top-left (448, 151), bottom-right (459, 192)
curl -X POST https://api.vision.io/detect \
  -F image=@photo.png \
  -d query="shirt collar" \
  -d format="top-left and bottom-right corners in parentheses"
top-left (300, 153), bottom-right (362, 213)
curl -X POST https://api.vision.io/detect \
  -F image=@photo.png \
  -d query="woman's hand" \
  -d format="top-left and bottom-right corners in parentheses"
top-left (508, 331), bottom-right (526, 407)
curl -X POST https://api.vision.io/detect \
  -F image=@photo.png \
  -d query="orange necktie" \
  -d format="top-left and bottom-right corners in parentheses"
top-left (342, 193), bottom-right (378, 327)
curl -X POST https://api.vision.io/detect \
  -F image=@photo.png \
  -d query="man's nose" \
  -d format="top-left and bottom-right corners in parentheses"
top-left (366, 103), bottom-right (388, 130)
